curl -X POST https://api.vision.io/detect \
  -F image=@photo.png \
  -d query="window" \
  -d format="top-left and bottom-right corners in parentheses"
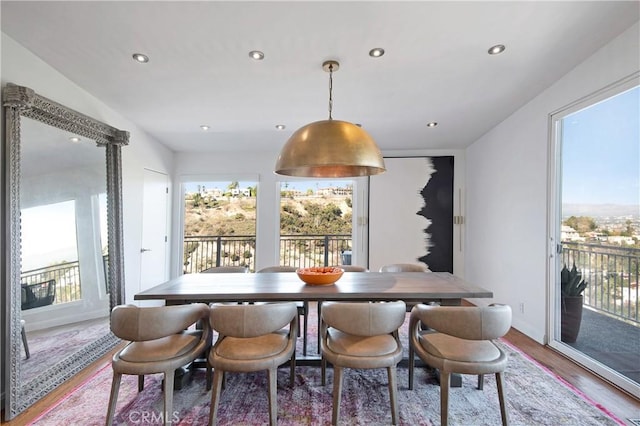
top-left (279, 180), bottom-right (354, 268)
top-left (182, 180), bottom-right (257, 272)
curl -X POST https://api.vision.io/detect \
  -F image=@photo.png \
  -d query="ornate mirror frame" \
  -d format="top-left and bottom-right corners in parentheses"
top-left (3, 83), bottom-right (128, 419)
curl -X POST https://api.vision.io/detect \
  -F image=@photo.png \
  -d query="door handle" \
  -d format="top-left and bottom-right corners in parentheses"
top-left (140, 248), bottom-right (152, 253)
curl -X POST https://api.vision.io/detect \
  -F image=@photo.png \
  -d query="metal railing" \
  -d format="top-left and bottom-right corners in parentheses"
top-left (562, 242), bottom-right (639, 325)
top-left (21, 261), bottom-right (81, 305)
top-left (183, 234), bottom-right (352, 274)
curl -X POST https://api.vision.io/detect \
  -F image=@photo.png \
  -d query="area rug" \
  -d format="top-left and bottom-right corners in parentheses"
top-left (30, 339), bottom-right (624, 425)
top-left (22, 317), bottom-right (110, 383)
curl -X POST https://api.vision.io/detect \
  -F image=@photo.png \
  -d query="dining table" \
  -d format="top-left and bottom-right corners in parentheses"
top-left (134, 271), bottom-right (493, 305)
top-left (134, 271), bottom-right (494, 388)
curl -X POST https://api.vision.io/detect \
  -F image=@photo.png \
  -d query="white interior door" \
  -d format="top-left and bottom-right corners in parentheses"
top-left (139, 169), bottom-right (169, 298)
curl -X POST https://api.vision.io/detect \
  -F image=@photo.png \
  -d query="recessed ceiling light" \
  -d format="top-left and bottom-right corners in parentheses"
top-left (132, 53), bottom-right (149, 63)
top-left (249, 50), bottom-right (264, 60)
top-left (69, 136), bottom-right (81, 143)
top-left (426, 122), bottom-right (438, 128)
top-left (487, 44), bottom-right (506, 55)
top-left (369, 48), bottom-right (385, 58)
top-left (200, 125), bottom-right (210, 131)
top-left (275, 124), bottom-right (286, 130)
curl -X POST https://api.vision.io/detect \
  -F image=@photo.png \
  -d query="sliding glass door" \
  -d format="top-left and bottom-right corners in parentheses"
top-left (549, 74), bottom-right (639, 396)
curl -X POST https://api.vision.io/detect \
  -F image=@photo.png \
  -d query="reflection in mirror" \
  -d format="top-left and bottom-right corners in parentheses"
top-left (19, 118), bottom-right (110, 383)
top-left (3, 83), bottom-right (128, 420)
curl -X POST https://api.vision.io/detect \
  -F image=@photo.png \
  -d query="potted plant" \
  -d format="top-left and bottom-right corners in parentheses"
top-left (560, 263), bottom-right (588, 343)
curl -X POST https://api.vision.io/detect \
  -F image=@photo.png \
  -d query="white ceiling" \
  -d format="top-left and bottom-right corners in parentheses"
top-left (2, 1), bottom-right (638, 154)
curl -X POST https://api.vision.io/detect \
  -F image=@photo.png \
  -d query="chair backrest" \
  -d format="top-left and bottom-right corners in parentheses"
top-left (257, 266), bottom-right (297, 273)
top-left (322, 301), bottom-right (406, 336)
top-left (331, 265), bottom-right (369, 272)
top-left (411, 304), bottom-right (512, 340)
top-left (111, 303), bottom-right (209, 341)
top-left (379, 263), bottom-right (429, 273)
top-left (21, 279), bottom-right (56, 310)
top-left (210, 302), bottom-right (298, 338)
top-left (202, 266), bottom-right (249, 273)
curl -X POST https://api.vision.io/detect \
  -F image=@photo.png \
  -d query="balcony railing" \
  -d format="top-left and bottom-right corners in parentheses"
top-left (183, 234), bottom-right (352, 274)
top-left (21, 261), bottom-right (81, 305)
top-left (562, 242), bottom-right (639, 325)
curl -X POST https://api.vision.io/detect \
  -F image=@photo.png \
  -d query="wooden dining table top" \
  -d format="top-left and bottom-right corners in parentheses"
top-left (134, 271), bottom-right (493, 305)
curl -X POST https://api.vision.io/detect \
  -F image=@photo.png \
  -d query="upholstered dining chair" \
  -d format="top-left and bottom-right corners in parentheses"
top-left (408, 303), bottom-right (512, 426)
top-left (379, 263), bottom-right (430, 273)
top-left (321, 301), bottom-right (406, 425)
top-left (201, 265), bottom-right (249, 273)
top-left (256, 265), bottom-right (309, 355)
top-left (380, 262), bottom-right (432, 314)
top-left (334, 265), bottom-right (369, 272)
top-left (315, 265), bottom-right (370, 353)
top-left (208, 302), bottom-right (298, 426)
top-left (106, 303), bottom-right (211, 426)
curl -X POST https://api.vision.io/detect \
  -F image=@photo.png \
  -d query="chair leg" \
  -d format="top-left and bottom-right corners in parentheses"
top-left (440, 371), bottom-right (450, 426)
top-left (105, 372), bottom-right (122, 426)
top-left (163, 371), bottom-right (175, 425)
top-left (321, 357), bottom-right (327, 386)
top-left (138, 375), bottom-right (144, 392)
top-left (290, 349), bottom-right (296, 387)
top-left (317, 301), bottom-right (323, 354)
top-left (209, 369), bottom-right (224, 426)
top-left (267, 367), bottom-right (278, 426)
top-left (206, 364), bottom-right (212, 391)
top-left (331, 366), bottom-right (343, 426)
top-left (21, 323), bottom-right (30, 359)
top-left (303, 301), bottom-right (308, 356)
top-left (408, 345), bottom-right (414, 390)
top-left (477, 374), bottom-right (484, 390)
top-left (496, 372), bottom-right (509, 426)
top-left (387, 366), bottom-right (399, 425)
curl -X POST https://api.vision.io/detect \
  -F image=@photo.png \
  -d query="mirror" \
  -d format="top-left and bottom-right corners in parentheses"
top-left (3, 84), bottom-right (128, 419)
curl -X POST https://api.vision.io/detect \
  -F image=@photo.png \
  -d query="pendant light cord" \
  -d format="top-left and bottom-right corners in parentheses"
top-left (328, 63), bottom-right (334, 120)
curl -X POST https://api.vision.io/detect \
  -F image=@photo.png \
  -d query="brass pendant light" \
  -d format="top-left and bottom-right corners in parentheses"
top-left (275, 60), bottom-right (386, 177)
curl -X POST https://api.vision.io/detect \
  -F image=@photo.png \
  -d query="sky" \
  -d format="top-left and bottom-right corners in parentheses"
top-left (561, 85), bottom-right (639, 207)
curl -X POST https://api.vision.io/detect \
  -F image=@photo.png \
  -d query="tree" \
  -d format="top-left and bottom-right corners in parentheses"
top-left (564, 216), bottom-right (597, 233)
top-left (621, 220), bottom-right (634, 237)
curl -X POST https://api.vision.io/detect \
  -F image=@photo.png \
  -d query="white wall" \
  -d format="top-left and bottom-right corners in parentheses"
top-left (465, 22), bottom-right (639, 342)
top-left (1, 32), bottom-right (175, 306)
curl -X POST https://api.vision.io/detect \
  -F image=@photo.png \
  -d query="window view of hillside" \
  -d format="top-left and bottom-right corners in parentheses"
top-left (279, 181), bottom-right (353, 268)
top-left (183, 180), bottom-right (353, 272)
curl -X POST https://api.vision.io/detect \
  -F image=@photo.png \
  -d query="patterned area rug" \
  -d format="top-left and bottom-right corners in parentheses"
top-left (21, 317), bottom-right (110, 383)
top-left (30, 334), bottom-right (623, 425)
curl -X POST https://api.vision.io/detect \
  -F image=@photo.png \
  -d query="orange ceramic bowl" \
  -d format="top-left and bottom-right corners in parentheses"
top-left (296, 267), bottom-right (344, 286)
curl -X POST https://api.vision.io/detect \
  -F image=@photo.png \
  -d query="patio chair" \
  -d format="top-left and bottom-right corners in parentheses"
top-left (21, 279), bottom-right (56, 310)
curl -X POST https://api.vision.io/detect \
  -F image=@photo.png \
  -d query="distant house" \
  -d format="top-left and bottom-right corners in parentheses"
top-left (317, 186), bottom-right (353, 196)
top-left (561, 225), bottom-right (585, 242)
top-left (231, 188), bottom-right (251, 197)
top-left (606, 236), bottom-right (636, 245)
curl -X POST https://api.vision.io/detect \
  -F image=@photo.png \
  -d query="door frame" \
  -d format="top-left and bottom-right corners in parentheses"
top-left (546, 72), bottom-right (639, 397)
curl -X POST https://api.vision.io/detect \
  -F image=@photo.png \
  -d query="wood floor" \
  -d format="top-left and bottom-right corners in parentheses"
top-left (2, 328), bottom-right (639, 425)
